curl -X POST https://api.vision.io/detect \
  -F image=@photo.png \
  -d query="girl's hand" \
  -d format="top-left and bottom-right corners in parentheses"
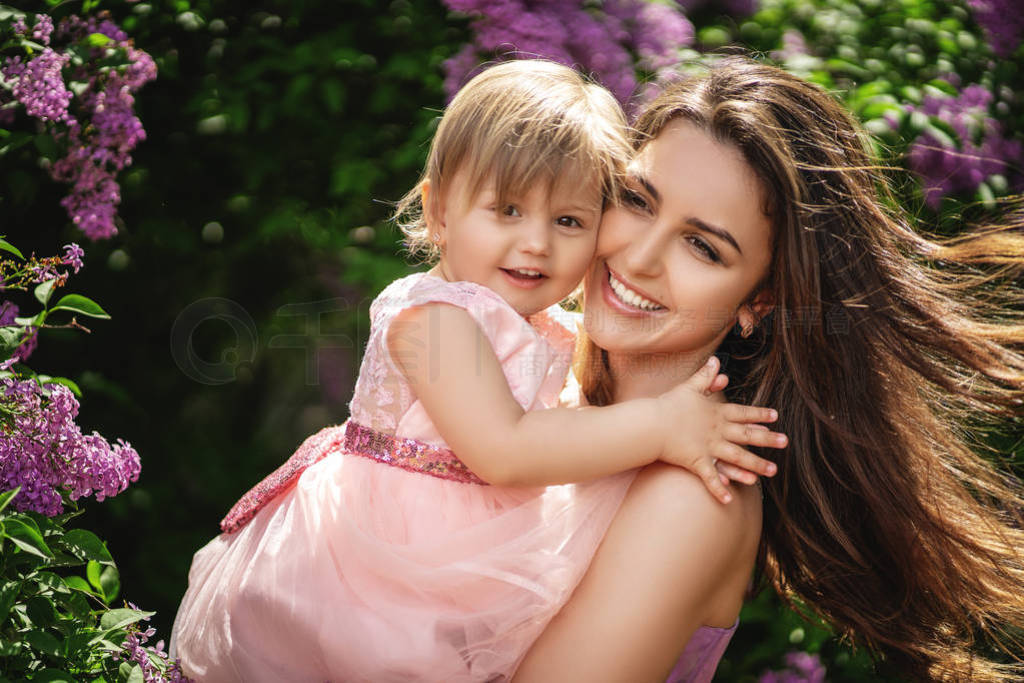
top-left (656, 356), bottom-right (785, 504)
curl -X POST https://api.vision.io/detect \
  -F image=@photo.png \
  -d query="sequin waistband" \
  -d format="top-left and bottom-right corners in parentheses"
top-left (343, 421), bottom-right (488, 486)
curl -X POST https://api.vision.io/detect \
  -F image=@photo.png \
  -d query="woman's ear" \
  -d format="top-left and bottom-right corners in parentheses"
top-left (737, 290), bottom-right (774, 337)
top-left (749, 289), bottom-right (774, 321)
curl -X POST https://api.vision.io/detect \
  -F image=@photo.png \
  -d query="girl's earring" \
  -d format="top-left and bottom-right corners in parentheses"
top-left (740, 320), bottom-right (755, 338)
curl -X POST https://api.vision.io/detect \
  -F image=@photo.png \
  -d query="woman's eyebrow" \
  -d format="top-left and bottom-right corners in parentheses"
top-left (635, 171), bottom-right (744, 255)
top-left (687, 217), bottom-right (743, 255)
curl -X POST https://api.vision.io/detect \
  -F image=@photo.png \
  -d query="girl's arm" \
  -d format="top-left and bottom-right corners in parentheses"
top-left (512, 463), bottom-right (763, 682)
top-left (388, 303), bottom-right (781, 493)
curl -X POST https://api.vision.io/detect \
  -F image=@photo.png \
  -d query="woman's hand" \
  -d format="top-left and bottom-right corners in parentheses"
top-left (657, 356), bottom-right (785, 504)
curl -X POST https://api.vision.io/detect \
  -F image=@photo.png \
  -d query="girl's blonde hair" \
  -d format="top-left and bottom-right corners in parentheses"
top-left (395, 59), bottom-right (631, 262)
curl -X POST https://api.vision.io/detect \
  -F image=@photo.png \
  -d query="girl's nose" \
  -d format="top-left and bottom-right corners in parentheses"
top-left (519, 217), bottom-right (550, 255)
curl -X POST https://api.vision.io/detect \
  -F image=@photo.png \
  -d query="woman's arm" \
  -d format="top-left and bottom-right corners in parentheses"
top-left (513, 463), bottom-right (763, 682)
top-left (388, 304), bottom-right (781, 489)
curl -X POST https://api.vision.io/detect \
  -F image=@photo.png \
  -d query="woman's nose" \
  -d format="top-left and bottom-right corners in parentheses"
top-left (622, 226), bottom-right (664, 277)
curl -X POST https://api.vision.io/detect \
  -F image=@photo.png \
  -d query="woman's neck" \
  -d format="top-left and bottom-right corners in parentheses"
top-left (606, 348), bottom-right (715, 402)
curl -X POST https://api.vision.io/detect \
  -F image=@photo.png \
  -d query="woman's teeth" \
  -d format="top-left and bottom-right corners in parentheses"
top-left (609, 272), bottom-right (663, 311)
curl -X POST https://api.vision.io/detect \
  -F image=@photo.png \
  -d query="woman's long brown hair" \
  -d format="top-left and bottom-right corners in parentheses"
top-left (579, 57), bottom-right (1024, 680)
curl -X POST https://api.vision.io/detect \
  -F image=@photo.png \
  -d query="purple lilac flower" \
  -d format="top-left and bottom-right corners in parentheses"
top-left (112, 604), bottom-right (194, 682)
top-left (441, 0), bottom-right (693, 106)
top-left (968, 0), bottom-right (1024, 57)
top-left (46, 16), bottom-right (157, 239)
top-left (771, 29), bottom-right (810, 62)
top-left (759, 651), bottom-right (827, 683)
top-left (62, 243), bottom-right (85, 273)
top-left (907, 83), bottom-right (1022, 207)
top-left (1, 49), bottom-right (73, 123)
top-left (0, 301), bottom-right (17, 327)
top-left (676, 0), bottom-right (759, 15)
top-left (0, 301), bottom-right (38, 363)
top-left (0, 375), bottom-right (140, 516)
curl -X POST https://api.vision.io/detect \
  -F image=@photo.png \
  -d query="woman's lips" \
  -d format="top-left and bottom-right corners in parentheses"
top-left (601, 264), bottom-right (666, 316)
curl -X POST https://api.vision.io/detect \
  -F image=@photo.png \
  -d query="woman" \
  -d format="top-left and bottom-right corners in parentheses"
top-left (515, 57), bottom-right (1024, 682)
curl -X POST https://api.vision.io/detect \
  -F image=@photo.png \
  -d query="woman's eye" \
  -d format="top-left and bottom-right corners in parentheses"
top-left (687, 235), bottom-right (721, 263)
top-left (556, 215), bottom-right (584, 229)
top-left (621, 188), bottom-right (650, 212)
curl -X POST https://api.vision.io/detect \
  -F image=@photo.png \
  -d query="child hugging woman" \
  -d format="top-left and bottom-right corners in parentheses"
top-left (169, 59), bottom-right (785, 682)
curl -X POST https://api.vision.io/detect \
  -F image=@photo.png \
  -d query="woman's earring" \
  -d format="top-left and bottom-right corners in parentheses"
top-left (738, 307), bottom-right (756, 338)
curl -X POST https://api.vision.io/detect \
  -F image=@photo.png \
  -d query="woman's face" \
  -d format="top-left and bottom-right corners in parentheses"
top-left (583, 120), bottom-right (774, 358)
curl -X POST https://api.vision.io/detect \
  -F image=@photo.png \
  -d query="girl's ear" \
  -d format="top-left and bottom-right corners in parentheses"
top-left (421, 180), bottom-right (446, 248)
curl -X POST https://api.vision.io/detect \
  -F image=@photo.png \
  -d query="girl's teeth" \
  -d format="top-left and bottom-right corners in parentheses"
top-left (512, 268), bottom-right (542, 277)
top-left (609, 272), bottom-right (663, 311)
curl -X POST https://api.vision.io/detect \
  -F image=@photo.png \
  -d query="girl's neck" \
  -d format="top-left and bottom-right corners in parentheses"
top-left (606, 347), bottom-right (715, 402)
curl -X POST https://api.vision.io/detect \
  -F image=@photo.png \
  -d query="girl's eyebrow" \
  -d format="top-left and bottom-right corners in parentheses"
top-left (633, 172), bottom-right (743, 255)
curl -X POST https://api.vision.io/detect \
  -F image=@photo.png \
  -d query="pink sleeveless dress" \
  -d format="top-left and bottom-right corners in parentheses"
top-left (170, 273), bottom-right (737, 681)
top-left (170, 274), bottom-right (637, 681)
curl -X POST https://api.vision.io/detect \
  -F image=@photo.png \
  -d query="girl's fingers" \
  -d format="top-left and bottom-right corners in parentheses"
top-left (715, 460), bottom-right (759, 486)
top-left (698, 459), bottom-right (733, 504)
top-left (723, 423), bottom-right (788, 449)
top-left (723, 403), bottom-right (778, 424)
top-left (686, 355), bottom-right (720, 394)
top-left (707, 372), bottom-right (729, 394)
top-left (713, 442), bottom-right (777, 477)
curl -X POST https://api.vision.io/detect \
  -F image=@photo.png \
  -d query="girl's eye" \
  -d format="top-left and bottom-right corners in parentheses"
top-left (556, 215), bottom-right (584, 229)
top-left (686, 235), bottom-right (721, 263)
top-left (621, 188), bottom-right (650, 212)
top-left (500, 204), bottom-right (521, 217)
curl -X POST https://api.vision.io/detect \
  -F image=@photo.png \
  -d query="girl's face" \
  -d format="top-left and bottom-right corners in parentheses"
top-left (583, 120), bottom-right (774, 357)
top-left (433, 167), bottom-right (602, 317)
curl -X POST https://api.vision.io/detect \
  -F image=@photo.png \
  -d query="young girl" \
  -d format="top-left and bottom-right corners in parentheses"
top-left (170, 60), bottom-right (785, 682)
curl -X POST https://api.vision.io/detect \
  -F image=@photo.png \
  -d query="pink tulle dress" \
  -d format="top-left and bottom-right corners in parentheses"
top-left (169, 273), bottom-right (638, 682)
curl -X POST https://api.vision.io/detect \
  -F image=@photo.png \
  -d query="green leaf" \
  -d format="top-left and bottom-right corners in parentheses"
top-left (30, 669), bottom-right (75, 683)
top-left (924, 122), bottom-right (957, 150)
top-left (100, 565), bottom-right (120, 603)
top-left (63, 629), bottom-right (94, 658)
top-left (34, 279), bottom-right (58, 306)
top-left (0, 487), bottom-right (19, 515)
top-left (85, 33), bottom-right (111, 47)
top-left (0, 326), bottom-right (24, 351)
top-left (0, 238), bottom-right (23, 260)
top-left (64, 591), bottom-right (91, 620)
top-left (14, 311), bottom-right (47, 327)
top-left (50, 294), bottom-right (110, 319)
top-left (25, 628), bottom-right (62, 656)
top-left (99, 607), bottom-right (153, 631)
top-left (86, 560), bottom-right (102, 592)
top-left (126, 664), bottom-right (145, 683)
top-left (63, 575), bottom-right (93, 595)
top-left (0, 580), bottom-right (21, 623)
top-left (34, 376), bottom-right (82, 398)
top-left (60, 529), bottom-right (113, 565)
top-left (4, 516), bottom-right (54, 559)
top-left (26, 596), bottom-right (57, 627)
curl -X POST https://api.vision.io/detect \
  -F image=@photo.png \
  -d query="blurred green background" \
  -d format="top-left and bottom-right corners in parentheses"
top-left (7, 0), bottom-right (1022, 679)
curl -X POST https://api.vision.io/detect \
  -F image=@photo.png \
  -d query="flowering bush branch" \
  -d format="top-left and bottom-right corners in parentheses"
top-left (0, 5), bottom-right (156, 239)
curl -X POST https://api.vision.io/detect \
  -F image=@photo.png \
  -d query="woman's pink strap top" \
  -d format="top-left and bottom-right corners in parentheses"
top-left (667, 620), bottom-right (737, 683)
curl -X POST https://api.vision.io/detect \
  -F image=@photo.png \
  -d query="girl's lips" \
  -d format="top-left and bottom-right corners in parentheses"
top-left (500, 267), bottom-right (547, 289)
top-left (601, 264), bottom-right (666, 316)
